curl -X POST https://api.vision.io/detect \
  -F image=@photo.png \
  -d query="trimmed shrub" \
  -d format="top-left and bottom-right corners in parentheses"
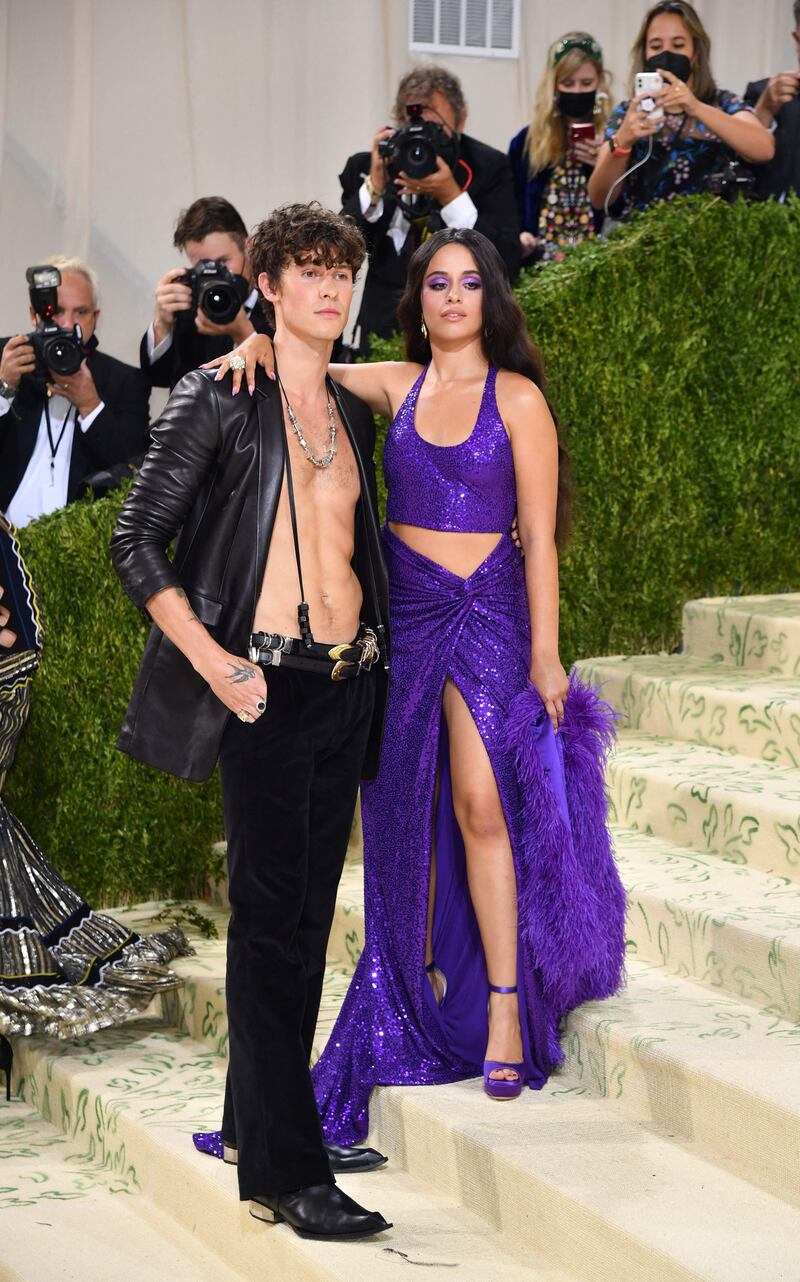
top-left (370, 195), bottom-right (800, 663)
top-left (5, 196), bottom-right (798, 901)
top-left (6, 491), bottom-right (224, 906)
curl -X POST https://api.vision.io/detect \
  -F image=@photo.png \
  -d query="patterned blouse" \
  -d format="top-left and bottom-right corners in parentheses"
top-left (605, 89), bottom-right (755, 215)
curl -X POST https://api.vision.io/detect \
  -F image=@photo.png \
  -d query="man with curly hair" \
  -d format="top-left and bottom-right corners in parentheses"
top-left (111, 203), bottom-right (392, 1240)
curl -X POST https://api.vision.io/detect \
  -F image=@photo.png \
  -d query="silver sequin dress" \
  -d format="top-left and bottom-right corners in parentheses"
top-left (0, 519), bottom-right (192, 1040)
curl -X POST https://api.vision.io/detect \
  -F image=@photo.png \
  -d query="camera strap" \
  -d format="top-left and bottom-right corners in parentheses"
top-left (43, 395), bottom-right (77, 484)
top-left (276, 371), bottom-right (314, 649)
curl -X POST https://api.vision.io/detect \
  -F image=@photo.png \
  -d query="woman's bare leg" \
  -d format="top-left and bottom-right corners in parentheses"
top-left (442, 680), bottom-right (522, 1079)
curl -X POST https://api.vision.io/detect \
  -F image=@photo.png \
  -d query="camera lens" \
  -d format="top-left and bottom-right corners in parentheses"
top-left (402, 139), bottom-right (436, 179)
top-left (44, 335), bottom-right (82, 376)
top-left (199, 281), bottom-right (240, 326)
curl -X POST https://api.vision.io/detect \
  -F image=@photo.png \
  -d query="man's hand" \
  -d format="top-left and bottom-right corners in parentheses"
top-left (48, 360), bottom-right (101, 419)
top-left (756, 71), bottom-right (800, 124)
top-left (397, 155), bottom-right (461, 206)
top-left (0, 587), bottom-right (17, 649)
top-left (519, 230), bottom-right (538, 259)
top-left (153, 268), bottom-right (193, 346)
top-left (0, 334), bottom-right (36, 391)
top-left (197, 647), bottom-right (267, 720)
top-left (369, 126), bottom-right (394, 199)
top-left (194, 305), bottom-right (255, 344)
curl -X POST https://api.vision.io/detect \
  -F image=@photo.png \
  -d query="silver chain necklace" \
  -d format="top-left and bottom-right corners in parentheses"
top-left (282, 388), bottom-right (337, 469)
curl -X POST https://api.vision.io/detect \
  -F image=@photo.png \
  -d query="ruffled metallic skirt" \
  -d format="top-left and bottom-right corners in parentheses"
top-left (0, 649), bottom-right (193, 1040)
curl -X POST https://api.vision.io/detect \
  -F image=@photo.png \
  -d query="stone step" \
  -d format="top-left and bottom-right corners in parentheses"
top-left (607, 732), bottom-right (800, 881)
top-left (681, 594), bottom-right (800, 677)
top-left (578, 654), bottom-right (800, 769)
top-left (367, 1060), bottom-right (800, 1282)
top-left (9, 1022), bottom-right (579, 1282)
top-left (614, 827), bottom-right (800, 1020)
top-left (0, 1098), bottom-right (249, 1282)
top-left (563, 956), bottom-right (800, 1208)
top-left (139, 904), bottom-right (800, 1216)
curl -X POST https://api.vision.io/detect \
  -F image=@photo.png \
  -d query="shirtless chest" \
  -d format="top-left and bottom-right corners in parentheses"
top-left (252, 406), bottom-right (364, 643)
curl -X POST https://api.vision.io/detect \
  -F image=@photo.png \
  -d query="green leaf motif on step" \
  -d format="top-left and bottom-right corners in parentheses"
top-left (622, 775), bottom-right (647, 821)
top-left (345, 931), bottom-right (362, 965)
top-left (657, 920), bottom-right (671, 966)
top-left (746, 627), bottom-right (768, 662)
top-left (667, 802), bottom-right (688, 829)
top-left (678, 690), bottom-right (705, 723)
top-left (201, 1001), bottom-right (222, 1041)
top-left (776, 823), bottom-right (800, 866)
top-left (708, 705), bottom-right (726, 738)
top-left (690, 784), bottom-right (710, 804)
top-left (73, 1088), bottom-right (88, 1137)
top-left (702, 951), bottom-right (725, 989)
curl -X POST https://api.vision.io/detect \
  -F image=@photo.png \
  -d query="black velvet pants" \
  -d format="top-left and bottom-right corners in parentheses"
top-left (218, 664), bottom-right (375, 1200)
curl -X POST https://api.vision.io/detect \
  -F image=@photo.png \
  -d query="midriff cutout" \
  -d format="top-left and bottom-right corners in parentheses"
top-left (389, 523), bottom-right (504, 580)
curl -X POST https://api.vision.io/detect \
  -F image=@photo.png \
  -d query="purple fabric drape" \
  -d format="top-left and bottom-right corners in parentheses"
top-left (312, 527), bottom-right (626, 1144)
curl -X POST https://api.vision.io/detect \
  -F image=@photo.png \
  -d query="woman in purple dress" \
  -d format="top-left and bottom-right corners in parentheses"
top-left (200, 227), bottom-right (625, 1149)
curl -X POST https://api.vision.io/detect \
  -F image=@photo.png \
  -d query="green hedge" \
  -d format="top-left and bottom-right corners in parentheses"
top-left (5, 196), bottom-right (798, 902)
top-left (7, 492), bottom-right (224, 906)
top-left (371, 195), bottom-right (800, 664)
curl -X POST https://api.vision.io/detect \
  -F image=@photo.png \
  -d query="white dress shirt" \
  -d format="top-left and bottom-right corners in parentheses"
top-left (359, 183), bottom-right (478, 253)
top-left (146, 287), bottom-right (261, 362)
top-left (2, 393), bottom-right (104, 528)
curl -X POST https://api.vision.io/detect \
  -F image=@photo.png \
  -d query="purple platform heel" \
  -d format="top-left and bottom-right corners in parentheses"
top-left (484, 983), bottom-right (525, 1101)
top-left (192, 1131), bottom-right (237, 1163)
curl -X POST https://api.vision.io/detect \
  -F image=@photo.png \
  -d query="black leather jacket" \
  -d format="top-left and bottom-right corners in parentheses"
top-left (111, 366), bottom-right (390, 782)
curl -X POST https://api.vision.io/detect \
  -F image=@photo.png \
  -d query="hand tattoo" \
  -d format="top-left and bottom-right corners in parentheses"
top-left (227, 663), bottom-right (256, 684)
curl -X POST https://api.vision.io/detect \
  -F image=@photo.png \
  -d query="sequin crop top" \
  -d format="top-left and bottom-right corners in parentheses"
top-left (384, 365), bottom-right (516, 534)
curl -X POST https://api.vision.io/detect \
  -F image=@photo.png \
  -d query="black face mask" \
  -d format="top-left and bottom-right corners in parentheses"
top-left (557, 89), bottom-right (597, 119)
top-left (646, 50), bottom-right (693, 82)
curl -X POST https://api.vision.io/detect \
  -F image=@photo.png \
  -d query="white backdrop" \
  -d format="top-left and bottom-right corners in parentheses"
top-left (0, 0), bottom-right (794, 367)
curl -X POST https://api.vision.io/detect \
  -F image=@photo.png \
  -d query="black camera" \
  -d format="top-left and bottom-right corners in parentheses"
top-left (378, 102), bottom-right (459, 185)
top-left (25, 265), bottom-right (84, 386)
top-left (702, 161), bottom-right (756, 202)
top-left (178, 259), bottom-right (248, 327)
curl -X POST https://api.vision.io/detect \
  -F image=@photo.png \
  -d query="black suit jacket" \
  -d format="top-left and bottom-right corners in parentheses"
top-left (111, 367), bottom-right (390, 783)
top-left (0, 338), bottom-right (151, 513)
top-left (139, 298), bottom-right (272, 390)
top-left (340, 133), bottom-right (521, 349)
top-left (745, 78), bottom-right (800, 198)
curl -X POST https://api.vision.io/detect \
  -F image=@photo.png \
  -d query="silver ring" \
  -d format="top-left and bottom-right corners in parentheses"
top-left (237, 709), bottom-right (251, 723)
top-left (230, 355), bottom-right (246, 371)
top-left (256, 699), bottom-right (266, 713)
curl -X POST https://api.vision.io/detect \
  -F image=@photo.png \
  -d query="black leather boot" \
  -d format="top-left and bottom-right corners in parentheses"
top-left (250, 1182), bottom-right (391, 1239)
top-left (0, 1036), bottom-right (12, 1102)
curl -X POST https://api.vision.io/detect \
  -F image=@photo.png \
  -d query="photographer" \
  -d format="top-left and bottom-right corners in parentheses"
top-left (589, 1), bottom-right (774, 217)
top-left (0, 257), bottom-right (150, 528)
top-left (745, 1), bottom-right (800, 199)
top-left (340, 66), bottom-right (520, 354)
top-left (141, 196), bottom-right (271, 389)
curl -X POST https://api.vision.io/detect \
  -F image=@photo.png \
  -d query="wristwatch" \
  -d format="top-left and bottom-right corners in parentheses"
top-left (0, 378), bottom-right (17, 401)
top-left (609, 133), bottom-right (632, 158)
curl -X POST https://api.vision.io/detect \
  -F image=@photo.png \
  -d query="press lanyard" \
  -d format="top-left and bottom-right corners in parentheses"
top-left (43, 395), bottom-right (77, 486)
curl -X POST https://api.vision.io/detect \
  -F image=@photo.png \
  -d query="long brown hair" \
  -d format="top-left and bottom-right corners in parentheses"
top-left (397, 229), bottom-right (572, 547)
top-left (630, 1), bottom-right (716, 102)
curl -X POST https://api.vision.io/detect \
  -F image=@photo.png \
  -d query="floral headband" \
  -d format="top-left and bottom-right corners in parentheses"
top-left (552, 36), bottom-right (603, 66)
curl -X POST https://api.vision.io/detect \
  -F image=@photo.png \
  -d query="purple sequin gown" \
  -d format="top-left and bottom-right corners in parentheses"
top-left (311, 366), bottom-right (627, 1144)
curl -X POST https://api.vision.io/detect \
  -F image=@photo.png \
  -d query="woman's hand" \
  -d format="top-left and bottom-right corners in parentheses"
top-left (658, 69), bottom-right (699, 117)
top-left (530, 656), bottom-right (569, 733)
top-left (616, 92), bottom-right (665, 148)
top-left (573, 132), bottom-right (602, 167)
top-left (519, 230), bottom-right (538, 259)
top-left (202, 332), bottom-right (275, 395)
top-left (0, 587), bottom-right (17, 649)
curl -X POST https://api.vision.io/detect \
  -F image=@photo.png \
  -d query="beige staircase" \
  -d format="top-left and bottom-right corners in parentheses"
top-left (3, 592), bottom-right (800, 1280)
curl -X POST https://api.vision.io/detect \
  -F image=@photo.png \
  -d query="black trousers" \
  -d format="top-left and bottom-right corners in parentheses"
top-left (218, 664), bottom-right (375, 1199)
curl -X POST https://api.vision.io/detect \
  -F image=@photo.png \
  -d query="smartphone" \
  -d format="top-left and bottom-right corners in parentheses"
top-left (634, 70), bottom-right (664, 122)
top-left (569, 121), bottom-right (597, 153)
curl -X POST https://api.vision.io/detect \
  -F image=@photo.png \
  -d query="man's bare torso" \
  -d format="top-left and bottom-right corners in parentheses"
top-left (252, 401), bottom-right (363, 644)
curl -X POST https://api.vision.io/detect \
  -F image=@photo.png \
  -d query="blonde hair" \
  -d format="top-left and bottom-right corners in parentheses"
top-left (43, 255), bottom-right (99, 308)
top-left (630, 1), bottom-right (716, 102)
top-left (526, 32), bottom-right (612, 174)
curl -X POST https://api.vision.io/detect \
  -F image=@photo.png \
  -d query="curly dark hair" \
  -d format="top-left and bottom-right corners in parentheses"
top-left (397, 228), bottom-right (572, 547)
top-left (392, 65), bottom-right (467, 126)
top-left (173, 196), bottom-right (248, 250)
top-left (249, 202), bottom-right (366, 327)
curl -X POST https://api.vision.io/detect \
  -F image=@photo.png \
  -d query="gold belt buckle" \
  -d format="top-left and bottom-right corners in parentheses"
top-left (330, 659), bottom-right (352, 681)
